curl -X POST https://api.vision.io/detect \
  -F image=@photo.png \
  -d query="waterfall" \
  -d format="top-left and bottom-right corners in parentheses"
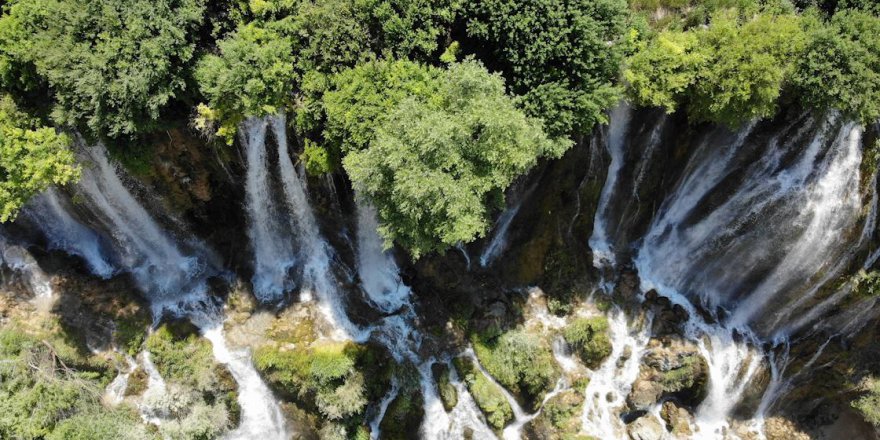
top-left (269, 115), bottom-right (366, 340)
top-left (201, 325), bottom-right (288, 440)
top-left (26, 188), bottom-right (116, 278)
top-left (241, 118), bottom-right (297, 302)
top-left (0, 234), bottom-right (53, 300)
top-left (73, 145), bottom-right (212, 308)
top-left (480, 201), bottom-right (522, 268)
top-left (21, 141), bottom-right (289, 438)
top-left (355, 202), bottom-right (411, 312)
top-left (588, 102), bottom-right (632, 271)
top-left (636, 115), bottom-right (862, 331)
top-left (581, 310), bottom-right (653, 438)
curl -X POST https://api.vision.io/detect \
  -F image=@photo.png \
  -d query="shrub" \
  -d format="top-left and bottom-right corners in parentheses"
top-left (563, 317), bottom-right (613, 368)
top-left (471, 327), bottom-right (561, 405)
top-left (452, 356), bottom-right (513, 431)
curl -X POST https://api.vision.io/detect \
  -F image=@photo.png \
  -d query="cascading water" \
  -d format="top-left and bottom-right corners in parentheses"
top-left (23, 142), bottom-right (290, 439)
top-left (588, 102), bottom-right (632, 270)
top-left (356, 203), bottom-right (411, 313)
top-left (584, 104), bottom-right (870, 439)
top-left (26, 188), bottom-right (116, 278)
top-left (580, 310), bottom-right (653, 438)
top-left (0, 233), bottom-right (53, 300)
top-left (202, 324), bottom-right (288, 440)
top-left (241, 117), bottom-right (297, 302)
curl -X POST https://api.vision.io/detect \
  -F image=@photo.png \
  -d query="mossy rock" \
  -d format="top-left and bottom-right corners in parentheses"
top-left (125, 368), bottom-right (149, 396)
top-left (432, 363), bottom-right (458, 412)
top-left (563, 316), bottom-right (612, 368)
top-left (525, 389), bottom-right (585, 440)
top-left (453, 356), bottom-right (513, 431)
top-left (378, 385), bottom-right (424, 440)
top-left (254, 340), bottom-right (393, 425)
top-left (470, 327), bottom-right (561, 408)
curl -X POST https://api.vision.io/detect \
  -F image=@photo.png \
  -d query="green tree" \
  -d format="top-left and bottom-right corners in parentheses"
top-left (625, 9), bottom-right (807, 126)
top-left (794, 10), bottom-right (880, 125)
top-left (0, 96), bottom-right (78, 222)
top-left (0, 0), bottom-right (207, 138)
top-left (195, 23), bottom-right (297, 141)
top-left (343, 60), bottom-right (570, 257)
top-left (624, 30), bottom-right (706, 111)
top-left (688, 11), bottom-right (806, 126)
top-left (463, 0), bottom-right (629, 137)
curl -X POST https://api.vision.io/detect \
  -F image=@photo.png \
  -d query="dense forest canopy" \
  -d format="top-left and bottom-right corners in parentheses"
top-left (0, 0), bottom-right (878, 257)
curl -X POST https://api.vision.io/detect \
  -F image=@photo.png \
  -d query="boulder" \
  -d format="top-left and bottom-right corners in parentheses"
top-left (628, 415), bottom-right (665, 440)
top-left (660, 401), bottom-right (693, 436)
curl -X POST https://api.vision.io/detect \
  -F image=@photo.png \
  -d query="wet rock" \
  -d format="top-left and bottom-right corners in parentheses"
top-left (615, 270), bottom-right (641, 303)
top-left (628, 377), bottom-right (664, 410)
top-left (628, 415), bottom-right (665, 440)
top-left (763, 417), bottom-right (811, 440)
top-left (627, 337), bottom-right (708, 410)
top-left (660, 401), bottom-right (693, 436)
top-left (524, 388), bottom-right (585, 439)
top-left (432, 363), bottom-right (458, 412)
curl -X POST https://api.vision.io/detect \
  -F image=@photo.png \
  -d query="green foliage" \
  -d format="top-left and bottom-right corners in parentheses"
top-left (113, 314), bottom-right (150, 357)
top-left (689, 11), bottom-right (806, 126)
top-left (0, 327), bottom-right (146, 439)
top-left (343, 60), bottom-right (570, 257)
top-left (378, 364), bottom-right (424, 440)
top-left (253, 341), bottom-right (384, 422)
top-left (452, 356), bottom-right (513, 430)
top-left (198, 0), bottom-right (459, 140)
top-left (853, 269), bottom-right (880, 298)
top-left (463, 0), bottom-right (629, 137)
top-left (563, 316), bottom-right (612, 368)
top-left (321, 59), bottom-right (441, 157)
top-left (625, 31), bottom-right (706, 112)
top-left (793, 10), bottom-right (880, 125)
top-left (0, 0), bottom-right (206, 138)
top-left (853, 376), bottom-right (880, 426)
top-left (471, 327), bottom-right (561, 404)
top-left (0, 96), bottom-right (78, 222)
top-left (46, 410), bottom-right (151, 440)
top-left (145, 324), bottom-right (218, 390)
top-left (625, 9), bottom-right (807, 126)
top-left (195, 23), bottom-right (296, 142)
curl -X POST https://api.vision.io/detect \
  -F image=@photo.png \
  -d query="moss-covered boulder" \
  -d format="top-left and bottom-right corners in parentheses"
top-left (471, 327), bottom-right (561, 408)
top-left (379, 369), bottom-right (425, 440)
top-left (432, 362), bottom-right (458, 412)
top-left (453, 355), bottom-right (513, 431)
top-left (627, 337), bottom-right (708, 410)
top-left (525, 389), bottom-right (585, 439)
top-left (563, 316), bottom-right (612, 368)
top-left (254, 339), bottom-right (392, 434)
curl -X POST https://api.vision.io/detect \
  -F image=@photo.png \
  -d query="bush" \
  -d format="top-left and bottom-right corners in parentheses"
top-left (471, 327), bottom-right (561, 406)
top-left (563, 317), bottom-right (613, 368)
top-left (853, 376), bottom-right (880, 426)
top-left (452, 356), bottom-right (513, 431)
top-left (793, 10), bottom-right (880, 125)
top-left (253, 340), bottom-right (389, 424)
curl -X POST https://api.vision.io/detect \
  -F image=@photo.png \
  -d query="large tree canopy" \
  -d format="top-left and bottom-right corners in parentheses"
top-left (343, 60), bottom-right (570, 257)
top-left (0, 96), bottom-right (78, 222)
top-left (0, 0), bottom-right (207, 139)
top-left (462, 0), bottom-right (629, 137)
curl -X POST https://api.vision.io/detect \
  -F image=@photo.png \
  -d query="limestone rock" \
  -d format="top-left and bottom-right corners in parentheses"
top-left (660, 401), bottom-right (693, 436)
top-left (628, 415), bottom-right (665, 440)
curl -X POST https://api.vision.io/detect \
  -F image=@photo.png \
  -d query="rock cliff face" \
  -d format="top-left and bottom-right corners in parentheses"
top-left (3, 106), bottom-right (880, 439)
